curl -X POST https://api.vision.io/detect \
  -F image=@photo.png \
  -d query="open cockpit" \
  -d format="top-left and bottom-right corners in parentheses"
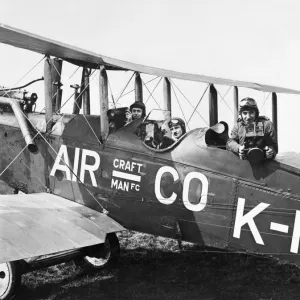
top-left (107, 106), bottom-right (231, 153)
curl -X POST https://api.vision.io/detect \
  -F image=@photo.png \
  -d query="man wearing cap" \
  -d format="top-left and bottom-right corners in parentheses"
top-left (226, 97), bottom-right (278, 160)
top-left (125, 101), bottom-right (146, 124)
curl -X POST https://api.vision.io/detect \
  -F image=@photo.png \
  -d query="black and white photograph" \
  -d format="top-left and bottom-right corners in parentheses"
top-left (1, 1), bottom-right (300, 299)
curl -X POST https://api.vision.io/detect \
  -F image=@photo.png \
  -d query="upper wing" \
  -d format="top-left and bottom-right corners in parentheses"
top-left (0, 193), bottom-right (124, 264)
top-left (0, 23), bottom-right (299, 94)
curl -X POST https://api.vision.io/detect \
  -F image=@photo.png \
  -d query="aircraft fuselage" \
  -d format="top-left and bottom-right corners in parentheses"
top-left (1, 113), bottom-right (300, 265)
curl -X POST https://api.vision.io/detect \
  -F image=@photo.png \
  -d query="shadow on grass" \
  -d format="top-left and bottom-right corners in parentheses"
top-left (16, 232), bottom-right (300, 300)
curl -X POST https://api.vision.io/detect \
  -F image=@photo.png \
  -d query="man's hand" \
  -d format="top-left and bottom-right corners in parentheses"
top-left (265, 146), bottom-right (274, 159)
top-left (125, 109), bottom-right (132, 123)
top-left (239, 144), bottom-right (246, 160)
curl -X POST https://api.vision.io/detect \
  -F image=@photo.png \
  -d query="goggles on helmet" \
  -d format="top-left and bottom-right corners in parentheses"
top-left (169, 119), bottom-right (180, 126)
top-left (239, 98), bottom-right (258, 110)
top-left (168, 118), bottom-right (186, 135)
top-left (168, 118), bottom-right (185, 128)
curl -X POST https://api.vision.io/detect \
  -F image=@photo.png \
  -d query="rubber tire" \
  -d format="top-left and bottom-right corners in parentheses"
top-left (76, 232), bottom-right (120, 270)
top-left (0, 262), bottom-right (21, 300)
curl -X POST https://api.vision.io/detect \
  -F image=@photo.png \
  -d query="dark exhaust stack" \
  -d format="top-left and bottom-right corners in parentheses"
top-left (0, 96), bottom-right (38, 153)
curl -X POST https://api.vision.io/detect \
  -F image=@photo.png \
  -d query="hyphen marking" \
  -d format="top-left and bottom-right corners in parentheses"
top-left (270, 222), bottom-right (289, 233)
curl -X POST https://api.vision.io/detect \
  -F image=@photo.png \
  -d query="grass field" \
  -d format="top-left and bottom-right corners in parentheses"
top-left (16, 231), bottom-right (300, 300)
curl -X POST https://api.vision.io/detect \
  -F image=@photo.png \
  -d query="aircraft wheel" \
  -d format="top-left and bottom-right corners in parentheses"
top-left (77, 232), bottom-right (120, 270)
top-left (0, 262), bottom-right (21, 300)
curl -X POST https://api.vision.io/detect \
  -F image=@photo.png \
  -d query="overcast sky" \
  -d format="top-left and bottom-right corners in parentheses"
top-left (0, 0), bottom-right (300, 152)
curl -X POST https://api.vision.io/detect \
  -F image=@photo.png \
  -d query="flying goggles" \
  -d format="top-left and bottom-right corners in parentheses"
top-left (239, 97), bottom-right (258, 110)
top-left (168, 118), bottom-right (185, 127)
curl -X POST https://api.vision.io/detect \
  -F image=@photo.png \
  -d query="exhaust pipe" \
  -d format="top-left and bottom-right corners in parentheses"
top-left (0, 96), bottom-right (38, 153)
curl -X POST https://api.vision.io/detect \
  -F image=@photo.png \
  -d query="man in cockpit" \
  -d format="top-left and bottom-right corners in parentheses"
top-left (168, 117), bottom-right (186, 141)
top-left (143, 117), bottom-right (186, 150)
top-left (108, 100), bottom-right (146, 133)
top-left (226, 97), bottom-right (278, 160)
top-left (125, 101), bottom-right (146, 124)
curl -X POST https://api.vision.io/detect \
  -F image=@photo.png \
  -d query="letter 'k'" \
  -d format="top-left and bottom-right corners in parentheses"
top-left (233, 197), bottom-right (270, 245)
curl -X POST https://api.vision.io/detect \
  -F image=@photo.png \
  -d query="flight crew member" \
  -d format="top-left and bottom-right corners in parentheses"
top-left (108, 101), bottom-right (146, 133)
top-left (168, 117), bottom-right (186, 141)
top-left (226, 97), bottom-right (278, 160)
top-left (125, 101), bottom-right (146, 124)
top-left (145, 117), bottom-right (186, 149)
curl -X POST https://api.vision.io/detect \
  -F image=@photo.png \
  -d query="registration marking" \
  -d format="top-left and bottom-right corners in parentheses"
top-left (270, 222), bottom-right (289, 233)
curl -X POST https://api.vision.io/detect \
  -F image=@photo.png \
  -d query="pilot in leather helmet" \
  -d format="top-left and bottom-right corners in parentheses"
top-left (226, 97), bottom-right (278, 160)
top-left (125, 101), bottom-right (146, 124)
top-left (168, 117), bottom-right (186, 141)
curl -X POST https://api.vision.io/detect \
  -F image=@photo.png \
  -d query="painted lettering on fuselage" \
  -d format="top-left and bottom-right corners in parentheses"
top-left (50, 146), bottom-right (300, 255)
top-left (154, 166), bottom-right (209, 212)
top-left (50, 145), bottom-right (100, 187)
top-left (233, 197), bottom-right (300, 254)
top-left (111, 159), bottom-right (143, 192)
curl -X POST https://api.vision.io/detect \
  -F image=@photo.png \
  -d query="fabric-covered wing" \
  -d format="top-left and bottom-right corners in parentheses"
top-left (0, 23), bottom-right (299, 94)
top-left (0, 193), bottom-right (124, 264)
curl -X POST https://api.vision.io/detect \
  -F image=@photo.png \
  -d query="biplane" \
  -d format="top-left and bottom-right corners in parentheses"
top-left (0, 23), bottom-right (300, 299)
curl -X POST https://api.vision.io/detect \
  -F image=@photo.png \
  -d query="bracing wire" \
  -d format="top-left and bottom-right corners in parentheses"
top-left (2, 139), bottom-right (48, 190)
top-left (51, 68), bottom-right (102, 146)
top-left (144, 77), bottom-right (162, 105)
top-left (0, 68), bottom-right (98, 176)
top-left (106, 76), bottom-right (161, 107)
top-left (107, 75), bottom-right (116, 108)
top-left (0, 55), bottom-right (46, 99)
top-left (48, 57), bottom-right (62, 78)
top-left (216, 86), bottom-right (233, 113)
top-left (170, 79), bottom-right (208, 126)
top-left (38, 62), bottom-right (82, 114)
top-left (3, 56), bottom-right (299, 252)
top-left (171, 84), bottom-right (190, 130)
top-left (0, 66), bottom-right (109, 212)
top-left (142, 78), bottom-right (162, 109)
top-left (187, 84), bottom-right (210, 125)
top-left (120, 76), bottom-right (159, 100)
top-left (260, 92), bottom-right (271, 110)
top-left (115, 71), bottom-right (136, 104)
top-left (68, 65), bottom-right (80, 79)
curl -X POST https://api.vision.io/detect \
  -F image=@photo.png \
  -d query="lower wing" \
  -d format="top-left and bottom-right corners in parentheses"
top-left (0, 193), bottom-right (124, 264)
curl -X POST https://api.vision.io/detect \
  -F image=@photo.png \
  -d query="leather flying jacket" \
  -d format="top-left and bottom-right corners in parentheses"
top-left (226, 116), bottom-right (278, 158)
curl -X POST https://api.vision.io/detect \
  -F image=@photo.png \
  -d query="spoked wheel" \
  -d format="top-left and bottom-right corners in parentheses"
top-left (0, 262), bottom-right (21, 300)
top-left (76, 233), bottom-right (120, 270)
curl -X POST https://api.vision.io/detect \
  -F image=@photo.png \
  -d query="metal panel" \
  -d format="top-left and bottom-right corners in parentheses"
top-left (0, 193), bottom-right (124, 264)
top-left (0, 24), bottom-right (299, 94)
